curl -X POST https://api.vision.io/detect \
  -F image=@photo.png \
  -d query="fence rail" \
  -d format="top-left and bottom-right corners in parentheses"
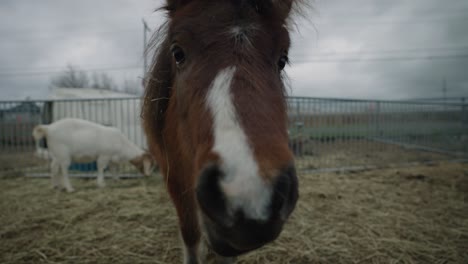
top-left (1, 97), bottom-right (467, 176)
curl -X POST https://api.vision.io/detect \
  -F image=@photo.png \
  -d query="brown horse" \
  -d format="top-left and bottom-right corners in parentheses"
top-left (142, 0), bottom-right (302, 263)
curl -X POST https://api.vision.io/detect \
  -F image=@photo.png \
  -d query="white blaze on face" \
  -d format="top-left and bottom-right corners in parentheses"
top-left (206, 67), bottom-right (272, 221)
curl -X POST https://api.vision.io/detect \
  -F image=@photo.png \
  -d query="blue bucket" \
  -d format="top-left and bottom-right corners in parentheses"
top-left (69, 162), bottom-right (98, 172)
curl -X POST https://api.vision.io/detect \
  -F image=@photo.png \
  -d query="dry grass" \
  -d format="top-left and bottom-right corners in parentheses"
top-left (1, 161), bottom-right (467, 263)
top-left (295, 140), bottom-right (451, 170)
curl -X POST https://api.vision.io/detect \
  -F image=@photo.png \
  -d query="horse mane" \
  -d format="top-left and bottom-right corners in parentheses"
top-left (141, 21), bottom-right (171, 149)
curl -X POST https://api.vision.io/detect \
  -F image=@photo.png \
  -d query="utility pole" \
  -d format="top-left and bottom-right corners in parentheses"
top-left (142, 19), bottom-right (150, 85)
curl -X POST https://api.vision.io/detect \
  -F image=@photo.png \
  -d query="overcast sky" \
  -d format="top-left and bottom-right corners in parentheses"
top-left (0, 0), bottom-right (467, 101)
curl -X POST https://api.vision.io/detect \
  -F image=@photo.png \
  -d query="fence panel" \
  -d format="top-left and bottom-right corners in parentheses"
top-left (287, 97), bottom-right (468, 171)
top-left (0, 97), bottom-right (467, 177)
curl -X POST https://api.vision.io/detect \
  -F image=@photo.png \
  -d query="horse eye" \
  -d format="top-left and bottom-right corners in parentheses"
top-left (278, 55), bottom-right (289, 71)
top-left (171, 46), bottom-right (185, 65)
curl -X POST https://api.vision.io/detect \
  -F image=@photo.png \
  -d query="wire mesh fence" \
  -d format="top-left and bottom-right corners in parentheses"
top-left (0, 98), bottom-right (144, 177)
top-left (0, 97), bottom-right (467, 177)
top-left (288, 97), bottom-right (468, 171)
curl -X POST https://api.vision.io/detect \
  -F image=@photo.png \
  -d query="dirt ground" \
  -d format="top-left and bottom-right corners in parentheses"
top-left (0, 151), bottom-right (45, 173)
top-left (0, 161), bottom-right (467, 264)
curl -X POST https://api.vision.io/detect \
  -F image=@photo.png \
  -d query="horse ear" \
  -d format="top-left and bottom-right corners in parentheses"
top-left (275, 0), bottom-right (294, 9)
top-left (165, 0), bottom-right (193, 12)
top-left (273, 0), bottom-right (300, 20)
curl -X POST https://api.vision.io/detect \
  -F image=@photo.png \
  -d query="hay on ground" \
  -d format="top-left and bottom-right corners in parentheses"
top-left (1, 161), bottom-right (467, 263)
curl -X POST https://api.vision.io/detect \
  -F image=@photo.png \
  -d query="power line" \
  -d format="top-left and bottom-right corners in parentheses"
top-left (312, 14), bottom-right (468, 26)
top-left (320, 8), bottom-right (468, 18)
top-left (0, 28), bottom-right (140, 36)
top-left (1, 54), bottom-right (468, 78)
top-left (0, 65), bottom-right (142, 78)
top-left (0, 12), bottom-right (467, 40)
top-left (0, 15), bottom-right (161, 36)
top-left (0, 59), bottom-right (145, 72)
top-left (0, 61), bottom-right (144, 72)
top-left (316, 17), bottom-right (468, 25)
top-left (293, 53), bottom-right (468, 64)
top-left (0, 29), bottom-right (142, 43)
top-left (290, 46), bottom-right (468, 57)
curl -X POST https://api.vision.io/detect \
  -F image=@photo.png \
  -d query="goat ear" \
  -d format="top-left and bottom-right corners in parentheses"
top-left (143, 159), bottom-right (153, 176)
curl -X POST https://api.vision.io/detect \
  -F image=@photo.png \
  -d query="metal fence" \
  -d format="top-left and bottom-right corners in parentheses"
top-left (0, 97), bottom-right (467, 177)
top-left (0, 98), bottom-right (143, 177)
top-left (288, 97), bottom-right (468, 171)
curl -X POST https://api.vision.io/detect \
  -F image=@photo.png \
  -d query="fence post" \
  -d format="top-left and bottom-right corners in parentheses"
top-left (462, 97), bottom-right (467, 124)
top-left (462, 97), bottom-right (468, 154)
top-left (375, 101), bottom-right (381, 137)
top-left (42, 100), bottom-right (53, 124)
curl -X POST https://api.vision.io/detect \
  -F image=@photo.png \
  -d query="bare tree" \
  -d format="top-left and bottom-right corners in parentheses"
top-left (91, 73), bottom-right (100, 89)
top-left (51, 64), bottom-right (127, 93)
top-left (91, 72), bottom-right (116, 91)
top-left (51, 65), bottom-right (89, 88)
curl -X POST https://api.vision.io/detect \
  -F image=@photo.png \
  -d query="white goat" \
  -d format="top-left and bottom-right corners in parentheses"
top-left (32, 118), bottom-right (154, 192)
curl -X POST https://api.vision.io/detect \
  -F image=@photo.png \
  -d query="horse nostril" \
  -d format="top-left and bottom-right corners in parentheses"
top-left (271, 165), bottom-right (298, 220)
top-left (196, 164), bottom-right (230, 226)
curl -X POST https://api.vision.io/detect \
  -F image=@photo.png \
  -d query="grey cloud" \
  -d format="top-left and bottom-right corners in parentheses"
top-left (1, 0), bottom-right (467, 100)
top-left (288, 0), bottom-right (468, 99)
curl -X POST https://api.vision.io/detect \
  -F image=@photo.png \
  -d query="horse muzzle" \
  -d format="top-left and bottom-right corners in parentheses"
top-left (196, 163), bottom-right (299, 257)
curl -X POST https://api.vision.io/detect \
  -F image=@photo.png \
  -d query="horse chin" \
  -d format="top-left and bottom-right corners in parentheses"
top-left (201, 213), bottom-right (283, 257)
top-left (207, 235), bottom-right (258, 257)
top-left (203, 223), bottom-right (262, 257)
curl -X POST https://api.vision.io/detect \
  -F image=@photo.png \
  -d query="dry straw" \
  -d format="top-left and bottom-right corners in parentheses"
top-left (1, 161), bottom-right (467, 263)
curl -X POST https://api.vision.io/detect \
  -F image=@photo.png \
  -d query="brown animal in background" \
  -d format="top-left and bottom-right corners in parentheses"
top-left (142, 0), bottom-right (302, 263)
